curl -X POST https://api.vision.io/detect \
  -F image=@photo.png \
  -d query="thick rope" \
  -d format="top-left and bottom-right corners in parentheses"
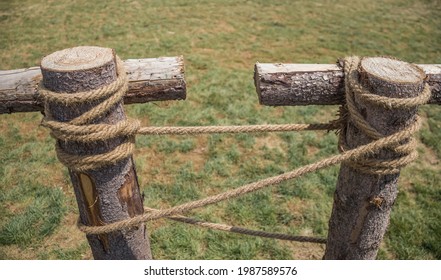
top-left (340, 56), bottom-right (431, 174)
top-left (39, 55), bottom-right (430, 237)
top-left (144, 207), bottom-right (327, 244)
top-left (39, 57), bottom-right (138, 172)
top-left (138, 123), bottom-right (338, 135)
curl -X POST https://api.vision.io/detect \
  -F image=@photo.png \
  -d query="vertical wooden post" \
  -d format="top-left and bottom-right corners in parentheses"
top-left (41, 46), bottom-right (152, 259)
top-left (324, 57), bottom-right (426, 259)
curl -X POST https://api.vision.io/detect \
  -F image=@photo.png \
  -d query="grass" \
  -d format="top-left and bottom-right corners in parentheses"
top-left (0, 0), bottom-right (440, 260)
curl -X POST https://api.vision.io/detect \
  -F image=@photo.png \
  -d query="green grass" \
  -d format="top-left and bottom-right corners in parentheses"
top-left (1, 0), bottom-right (440, 260)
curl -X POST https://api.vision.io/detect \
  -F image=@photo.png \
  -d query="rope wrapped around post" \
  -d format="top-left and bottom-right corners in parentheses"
top-left (339, 56), bottom-right (431, 174)
top-left (38, 56), bottom-right (431, 242)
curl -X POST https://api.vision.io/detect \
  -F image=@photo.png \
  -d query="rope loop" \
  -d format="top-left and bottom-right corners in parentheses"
top-left (339, 56), bottom-right (431, 175)
top-left (39, 56), bottom-right (139, 172)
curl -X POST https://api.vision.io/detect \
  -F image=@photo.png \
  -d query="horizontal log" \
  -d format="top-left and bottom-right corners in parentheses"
top-left (0, 56), bottom-right (186, 114)
top-left (254, 63), bottom-right (441, 106)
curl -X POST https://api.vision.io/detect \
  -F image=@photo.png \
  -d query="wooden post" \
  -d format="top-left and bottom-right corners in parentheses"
top-left (0, 56), bottom-right (186, 114)
top-left (254, 58), bottom-right (438, 259)
top-left (324, 57), bottom-right (426, 259)
top-left (40, 46), bottom-right (152, 259)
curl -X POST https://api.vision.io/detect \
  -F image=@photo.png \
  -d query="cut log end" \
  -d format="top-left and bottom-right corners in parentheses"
top-left (360, 57), bottom-right (426, 84)
top-left (41, 46), bottom-right (115, 72)
top-left (41, 46), bottom-right (117, 94)
top-left (360, 57), bottom-right (425, 98)
top-left (253, 64), bottom-right (263, 104)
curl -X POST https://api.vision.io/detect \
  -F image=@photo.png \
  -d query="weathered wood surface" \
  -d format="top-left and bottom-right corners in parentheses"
top-left (0, 56), bottom-right (186, 114)
top-left (324, 57), bottom-right (425, 259)
top-left (41, 46), bottom-right (152, 260)
top-left (254, 63), bottom-right (441, 106)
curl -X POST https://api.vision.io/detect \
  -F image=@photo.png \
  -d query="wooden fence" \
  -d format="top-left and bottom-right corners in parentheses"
top-left (1, 46), bottom-right (440, 260)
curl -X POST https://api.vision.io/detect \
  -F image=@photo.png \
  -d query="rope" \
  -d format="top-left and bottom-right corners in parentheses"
top-left (76, 118), bottom-right (421, 235)
top-left (144, 207), bottom-right (327, 244)
top-left (39, 57), bottom-right (138, 172)
top-left (39, 55), bottom-right (431, 237)
top-left (138, 123), bottom-right (338, 135)
top-left (340, 56), bottom-right (431, 174)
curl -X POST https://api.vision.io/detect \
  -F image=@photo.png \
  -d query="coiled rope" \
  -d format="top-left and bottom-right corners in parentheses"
top-left (339, 56), bottom-right (431, 174)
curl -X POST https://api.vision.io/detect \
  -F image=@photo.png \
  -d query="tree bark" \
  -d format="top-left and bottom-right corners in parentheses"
top-left (323, 57), bottom-right (426, 259)
top-left (0, 56), bottom-right (186, 114)
top-left (254, 63), bottom-right (441, 106)
top-left (41, 46), bottom-right (152, 260)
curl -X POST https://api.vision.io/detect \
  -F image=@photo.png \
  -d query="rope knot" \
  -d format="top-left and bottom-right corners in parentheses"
top-left (39, 56), bottom-right (139, 172)
top-left (340, 56), bottom-right (431, 175)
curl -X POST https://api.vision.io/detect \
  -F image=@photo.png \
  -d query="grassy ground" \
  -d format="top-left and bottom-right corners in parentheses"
top-left (0, 0), bottom-right (440, 260)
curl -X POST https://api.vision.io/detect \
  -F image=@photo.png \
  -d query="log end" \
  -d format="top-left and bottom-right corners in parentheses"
top-left (41, 46), bottom-right (117, 93)
top-left (41, 46), bottom-right (115, 72)
top-left (360, 57), bottom-right (426, 97)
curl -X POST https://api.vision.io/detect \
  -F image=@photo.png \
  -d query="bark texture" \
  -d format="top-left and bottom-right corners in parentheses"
top-left (41, 46), bottom-right (152, 260)
top-left (323, 57), bottom-right (426, 259)
top-left (254, 63), bottom-right (440, 106)
top-left (0, 56), bottom-right (186, 114)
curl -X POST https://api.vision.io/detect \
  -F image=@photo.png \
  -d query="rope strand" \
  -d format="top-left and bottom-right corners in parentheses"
top-left (138, 123), bottom-right (338, 135)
